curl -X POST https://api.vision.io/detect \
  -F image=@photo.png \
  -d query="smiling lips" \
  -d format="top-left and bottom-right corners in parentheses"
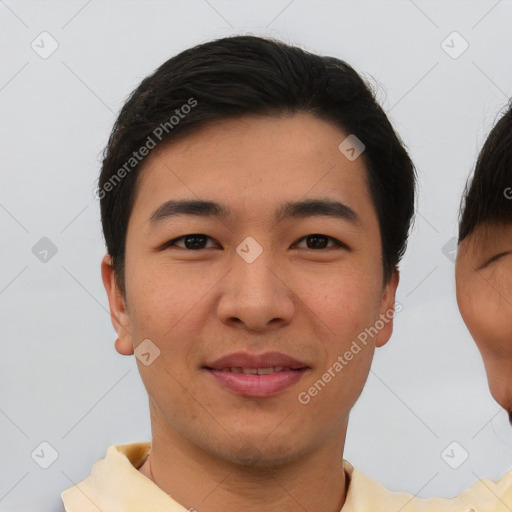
top-left (217, 366), bottom-right (296, 374)
top-left (204, 351), bottom-right (309, 397)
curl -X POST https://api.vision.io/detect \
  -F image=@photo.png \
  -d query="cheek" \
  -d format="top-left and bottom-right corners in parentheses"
top-left (126, 256), bottom-right (214, 337)
top-left (126, 261), bottom-right (211, 402)
top-left (462, 290), bottom-right (512, 360)
top-left (295, 276), bottom-right (378, 423)
top-left (299, 269), bottom-right (383, 349)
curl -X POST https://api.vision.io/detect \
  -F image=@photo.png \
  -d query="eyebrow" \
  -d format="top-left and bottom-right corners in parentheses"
top-left (477, 250), bottom-right (511, 271)
top-left (149, 198), bottom-right (360, 226)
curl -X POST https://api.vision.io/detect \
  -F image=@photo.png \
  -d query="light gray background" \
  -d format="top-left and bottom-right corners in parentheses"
top-left (1, 1), bottom-right (512, 510)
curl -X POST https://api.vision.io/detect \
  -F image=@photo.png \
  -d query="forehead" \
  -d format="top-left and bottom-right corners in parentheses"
top-left (462, 222), bottom-right (512, 248)
top-left (131, 113), bottom-right (375, 224)
top-left (457, 222), bottom-right (512, 266)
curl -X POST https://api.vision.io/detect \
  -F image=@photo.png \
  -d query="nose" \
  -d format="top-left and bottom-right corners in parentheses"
top-left (216, 249), bottom-right (296, 333)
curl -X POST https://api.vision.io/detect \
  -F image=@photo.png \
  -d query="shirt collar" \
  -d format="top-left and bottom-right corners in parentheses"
top-left (62, 442), bottom-right (505, 512)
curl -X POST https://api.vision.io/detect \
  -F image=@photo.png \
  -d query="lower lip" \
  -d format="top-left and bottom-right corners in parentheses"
top-left (206, 368), bottom-right (308, 397)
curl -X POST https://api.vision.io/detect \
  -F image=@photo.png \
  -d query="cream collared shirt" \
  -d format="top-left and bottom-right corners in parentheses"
top-left (61, 442), bottom-right (512, 512)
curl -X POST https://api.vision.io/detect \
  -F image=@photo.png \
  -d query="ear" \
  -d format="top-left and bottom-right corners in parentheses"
top-left (101, 254), bottom-right (134, 356)
top-left (374, 270), bottom-right (400, 348)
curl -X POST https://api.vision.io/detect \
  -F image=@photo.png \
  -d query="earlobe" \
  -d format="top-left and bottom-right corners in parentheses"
top-left (375, 270), bottom-right (399, 348)
top-left (115, 337), bottom-right (134, 356)
top-left (101, 254), bottom-right (134, 356)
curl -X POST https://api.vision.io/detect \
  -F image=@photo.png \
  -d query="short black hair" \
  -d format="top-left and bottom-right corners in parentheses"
top-left (98, 35), bottom-right (416, 295)
top-left (458, 105), bottom-right (512, 243)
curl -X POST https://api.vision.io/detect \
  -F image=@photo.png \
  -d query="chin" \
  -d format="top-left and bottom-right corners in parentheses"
top-left (488, 384), bottom-right (512, 418)
top-left (218, 439), bottom-right (305, 469)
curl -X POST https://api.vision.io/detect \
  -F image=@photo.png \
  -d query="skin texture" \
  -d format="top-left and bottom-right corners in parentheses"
top-left (456, 222), bottom-right (512, 412)
top-left (102, 113), bottom-right (399, 512)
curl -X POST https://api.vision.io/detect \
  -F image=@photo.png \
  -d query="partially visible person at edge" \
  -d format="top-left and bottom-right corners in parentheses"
top-left (455, 104), bottom-right (512, 509)
top-left (60, 35), bottom-right (506, 511)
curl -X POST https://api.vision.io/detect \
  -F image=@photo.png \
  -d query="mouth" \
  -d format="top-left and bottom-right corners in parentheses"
top-left (206, 366), bottom-right (306, 374)
top-left (203, 352), bottom-right (310, 397)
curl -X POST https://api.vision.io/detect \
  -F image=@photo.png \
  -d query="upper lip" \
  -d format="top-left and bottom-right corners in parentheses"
top-left (204, 351), bottom-right (309, 370)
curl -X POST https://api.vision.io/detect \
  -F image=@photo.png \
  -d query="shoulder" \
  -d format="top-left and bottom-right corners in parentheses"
top-left (342, 461), bottom-right (421, 511)
top-left (61, 442), bottom-right (153, 512)
top-left (342, 461), bottom-right (512, 512)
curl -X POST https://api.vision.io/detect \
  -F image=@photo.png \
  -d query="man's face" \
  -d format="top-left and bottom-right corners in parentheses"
top-left (456, 222), bottom-right (512, 412)
top-left (103, 113), bottom-right (398, 466)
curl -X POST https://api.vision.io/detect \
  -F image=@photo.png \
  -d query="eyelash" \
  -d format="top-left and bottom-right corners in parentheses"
top-left (162, 234), bottom-right (349, 251)
top-left (481, 251), bottom-right (510, 269)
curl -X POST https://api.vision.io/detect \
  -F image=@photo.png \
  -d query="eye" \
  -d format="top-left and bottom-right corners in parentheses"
top-left (294, 234), bottom-right (348, 250)
top-left (161, 233), bottom-right (347, 251)
top-left (480, 251), bottom-right (510, 270)
top-left (164, 234), bottom-right (220, 250)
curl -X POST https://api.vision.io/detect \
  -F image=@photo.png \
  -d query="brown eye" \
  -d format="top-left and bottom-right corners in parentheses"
top-left (166, 234), bottom-right (218, 250)
top-left (295, 234), bottom-right (347, 250)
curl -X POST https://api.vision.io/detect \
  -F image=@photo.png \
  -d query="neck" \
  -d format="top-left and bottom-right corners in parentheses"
top-left (139, 405), bottom-right (349, 512)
